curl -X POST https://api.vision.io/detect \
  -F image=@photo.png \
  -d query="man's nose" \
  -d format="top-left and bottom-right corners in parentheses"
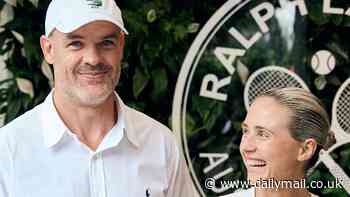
top-left (84, 47), bottom-right (101, 66)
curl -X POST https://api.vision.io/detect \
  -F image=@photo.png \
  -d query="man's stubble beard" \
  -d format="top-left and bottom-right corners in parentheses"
top-left (62, 71), bottom-right (120, 107)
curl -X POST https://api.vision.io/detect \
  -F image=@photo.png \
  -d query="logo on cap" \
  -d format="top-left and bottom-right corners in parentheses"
top-left (86, 0), bottom-right (102, 8)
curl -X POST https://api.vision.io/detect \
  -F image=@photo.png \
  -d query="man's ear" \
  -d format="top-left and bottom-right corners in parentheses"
top-left (119, 31), bottom-right (125, 48)
top-left (117, 31), bottom-right (125, 57)
top-left (297, 138), bottom-right (317, 162)
top-left (40, 35), bottom-right (54, 64)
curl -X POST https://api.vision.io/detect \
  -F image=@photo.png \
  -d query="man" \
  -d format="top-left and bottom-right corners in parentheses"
top-left (0, 0), bottom-right (197, 196)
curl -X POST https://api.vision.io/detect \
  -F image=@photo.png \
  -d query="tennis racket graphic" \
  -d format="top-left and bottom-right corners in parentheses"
top-left (243, 66), bottom-right (309, 109)
top-left (316, 77), bottom-right (350, 193)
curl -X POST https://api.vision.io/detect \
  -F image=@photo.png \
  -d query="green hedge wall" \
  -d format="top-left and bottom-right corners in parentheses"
top-left (0, 0), bottom-right (221, 125)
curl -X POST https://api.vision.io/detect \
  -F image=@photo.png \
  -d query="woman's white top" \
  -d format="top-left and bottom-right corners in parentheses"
top-left (221, 187), bottom-right (319, 197)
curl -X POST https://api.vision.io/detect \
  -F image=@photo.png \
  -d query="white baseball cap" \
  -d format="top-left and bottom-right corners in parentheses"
top-left (45, 0), bottom-right (128, 37)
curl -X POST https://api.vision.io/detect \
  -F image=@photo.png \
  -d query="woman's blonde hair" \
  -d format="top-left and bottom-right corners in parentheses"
top-left (259, 87), bottom-right (336, 169)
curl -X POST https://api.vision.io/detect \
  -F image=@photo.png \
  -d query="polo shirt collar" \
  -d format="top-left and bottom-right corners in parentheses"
top-left (113, 93), bottom-right (141, 148)
top-left (41, 91), bottom-right (68, 148)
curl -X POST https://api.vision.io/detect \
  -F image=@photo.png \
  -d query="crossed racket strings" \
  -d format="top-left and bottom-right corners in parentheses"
top-left (337, 89), bottom-right (350, 134)
top-left (247, 70), bottom-right (306, 106)
top-left (244, 66), bottom-right (309, 109)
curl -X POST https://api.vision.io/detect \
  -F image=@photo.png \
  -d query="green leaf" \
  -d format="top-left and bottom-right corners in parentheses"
top-left (0, 4), bottom-right (14, 26)
top-left (16, 0), bottom-right (24, 7)
top-left (315, 76), bottom-right (327, 90)
top-left (204, 103), bottom-right (223, 131)
top-left (344, 16), bottom-right (350, 27)
top-left (185, 112), bottom-right (197, 137)
top-left (174, 25), bottom-right (187, 41)
top-left (3, 0), bottom-right (16, 7)
top-left (308, 2), bottom-right (329, 26)
top-left (146, 9), bottom-right (157, 23)
top-left (331, 15), bottom-right (343, 26)
top-left (6, 95), bottom-right (21, 122)
top-left (192, 96), bottom-right (215, 121)
top-left (23, 34), bottom-right (40, 65)
top-left (187, 23), bottom-right (200, 33)
top-left (150, 67), bottom-right (167, 100)
top-left (132, 67), bottom-right (150, 98)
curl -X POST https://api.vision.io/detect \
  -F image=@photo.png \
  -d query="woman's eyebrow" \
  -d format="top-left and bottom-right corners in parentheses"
top-left (255, 125), bottom-right (274, 134)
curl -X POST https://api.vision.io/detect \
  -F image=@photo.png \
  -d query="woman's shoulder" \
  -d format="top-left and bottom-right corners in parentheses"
top-left (220, 187), bottom-right (255, 197)
top-left (310, 193), bottom-right (319, 197)
top-left (221, 188), bottom-right (318, 197)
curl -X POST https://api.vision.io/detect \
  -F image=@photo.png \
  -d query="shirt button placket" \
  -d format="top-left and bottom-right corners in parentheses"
top-left (90, 153), bottom-right (106, 197)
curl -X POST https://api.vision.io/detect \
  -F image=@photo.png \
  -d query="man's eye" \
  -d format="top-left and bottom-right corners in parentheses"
top-left (101, 40), bottom-right (116, 48)
top-left (68, 41), bottom-right (82, 49)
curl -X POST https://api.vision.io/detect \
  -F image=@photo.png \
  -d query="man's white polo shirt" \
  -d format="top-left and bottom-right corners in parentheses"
top-left (0, 92), bottom-right (197, 197)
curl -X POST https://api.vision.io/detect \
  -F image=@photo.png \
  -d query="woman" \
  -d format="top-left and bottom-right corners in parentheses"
top-left (224, 87), bottom-right (336, 197)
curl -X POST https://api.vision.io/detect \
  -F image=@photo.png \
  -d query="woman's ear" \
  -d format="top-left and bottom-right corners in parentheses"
top-left (40, 35), bottom-right (54, 64)
top-left (297, 138), bottom-right (317, 162)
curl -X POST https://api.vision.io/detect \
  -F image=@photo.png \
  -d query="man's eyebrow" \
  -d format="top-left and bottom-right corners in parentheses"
top-left (65, 33), bottom-right (84, 40)
top-left (102, 33), bottom-right (119, 40)
top-left (64, 33), bottom-right (119, 40)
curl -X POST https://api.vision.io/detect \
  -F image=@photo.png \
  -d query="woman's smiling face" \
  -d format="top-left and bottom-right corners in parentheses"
top-left (240, 96), bottom-right (304, 183)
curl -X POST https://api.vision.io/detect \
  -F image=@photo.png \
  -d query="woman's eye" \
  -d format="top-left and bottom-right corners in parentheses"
top-left (241, 127), bottom-right (248, 134)
top-left (256, 130), bottom-right (269, 138)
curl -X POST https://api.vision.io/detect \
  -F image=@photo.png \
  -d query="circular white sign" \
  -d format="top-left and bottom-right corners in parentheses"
top-left (173, 0), bottom-right (350, 196)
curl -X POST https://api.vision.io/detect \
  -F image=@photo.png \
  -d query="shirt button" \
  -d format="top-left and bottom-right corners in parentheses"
top-left (91, 155), bottom-right (98, 160)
